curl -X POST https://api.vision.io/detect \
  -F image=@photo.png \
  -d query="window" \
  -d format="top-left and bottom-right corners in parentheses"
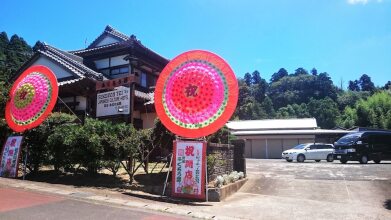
top-left (141, 72), bottom-right (147, 87)
top-left (324, 145), bottom-right (334, 149)
top-left (110, 66), bottom-right (129, 76)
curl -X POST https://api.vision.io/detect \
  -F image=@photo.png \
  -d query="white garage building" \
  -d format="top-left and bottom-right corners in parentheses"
top-left (226, 118), bottom-right (352, 159)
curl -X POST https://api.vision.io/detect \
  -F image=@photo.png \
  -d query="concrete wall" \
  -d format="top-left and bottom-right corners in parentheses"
top-left (242, 135), bottom-right (315, 159)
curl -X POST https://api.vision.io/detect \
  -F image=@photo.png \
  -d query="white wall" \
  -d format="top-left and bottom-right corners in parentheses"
top-left (243, 135), bottom-right (315, 159)
top-left (110, 55), bottom-right (127, 66)
top-left (96, 36), bottom-right (120, 47)
top-left (32, 56), bottom-right (73, 79)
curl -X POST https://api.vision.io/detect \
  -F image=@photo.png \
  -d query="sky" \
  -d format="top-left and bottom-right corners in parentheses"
top-left (1, 0), bottom-right (390, 87)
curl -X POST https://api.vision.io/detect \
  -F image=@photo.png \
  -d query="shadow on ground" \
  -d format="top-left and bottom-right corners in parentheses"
top-left (384, 199), bottom-right (391, 210)
top-left (22, 170), bottom-right (129, 189)
top-left (21, 170), bottom-right (171, 191)
top-left (122, 192), bottom-right (211, 206)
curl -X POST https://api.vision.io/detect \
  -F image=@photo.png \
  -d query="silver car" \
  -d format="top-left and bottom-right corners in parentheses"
top-left (282, 143), bottom-right (334, 162)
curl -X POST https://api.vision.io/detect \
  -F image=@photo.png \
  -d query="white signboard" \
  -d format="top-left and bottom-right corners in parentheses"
top-left (172, 140), bottom-right (206, 199)
top-left (0, 136), bottom-right (23, 178)
top-left (96, 86), bottom-right (130, 117)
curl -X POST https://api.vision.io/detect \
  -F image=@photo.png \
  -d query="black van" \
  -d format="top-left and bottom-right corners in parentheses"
top-left (333, 131), bottom-right (391, 164)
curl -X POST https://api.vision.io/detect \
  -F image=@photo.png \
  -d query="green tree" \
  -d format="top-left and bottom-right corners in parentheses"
top-left (275, 103), bottom-right (309, 119)
top-left (238, 97), bottom-right (267, 120)
top-left (6, 35), bottom-right (32, 73)
top-left (353, 91), bottom-right (391, 129)
top-left (261, 96), bottom-right (275, 118)
top-left (71, 118), bottom-right (107, 174)
top-left (244, 72), bottom-right (252, 86)
top-left (337, 91), bottom-right (370, 111)
top-left (359, 74), bottom-right (375, 92)
top-left (308, 98), bottom-right (340, 128)
top-left (311, 68), bottom-right (318, 76)
top-left (0, 81), bottom-right (9, 117)
top-left (238, 83), bottom-right (251, 107)
top-left (348, 80), bottom-right (360, 91)
top-left (103, 122), bottom-right (140, 176)
top-left (23, 113), bottom-right (76, 173)
top-left (337, 107), bottom-right (358, 129)
top-left (250, 77), bottom-right (268, 103)
top-left (251, 70), bottom-right (262, 84)
top-left (269, 74), bottom-right (337, 109)
top-left (294, 67), bottom-right (308, 76)
top-left (0, 32), bottom-right (9, 70)
top-left (383, 81), bottom-right (391, 90)
top-left (270, 68), bottom-right (288, 83)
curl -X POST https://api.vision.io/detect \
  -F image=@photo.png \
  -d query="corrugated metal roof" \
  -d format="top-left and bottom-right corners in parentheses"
top-left (226, 118), bottom-right (318, 131)
top-left (232, 129), bottom-right (353, 136)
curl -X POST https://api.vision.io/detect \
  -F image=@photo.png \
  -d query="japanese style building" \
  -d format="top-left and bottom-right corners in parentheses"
top-left (12, 25), bottom-right (169, 129)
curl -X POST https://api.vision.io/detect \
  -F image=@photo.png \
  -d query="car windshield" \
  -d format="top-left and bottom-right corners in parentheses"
top-left (337, 134), bottom-right (362, 145)
top-left (292, 144), bottom-right (306, 149)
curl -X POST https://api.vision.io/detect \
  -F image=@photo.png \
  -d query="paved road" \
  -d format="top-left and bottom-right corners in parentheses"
top-left (221, 159), bottom-right (391, 220)
top-left (0, 187), bottom-right (190, 220)
top-left (1, 160), bottom-right (390, 220)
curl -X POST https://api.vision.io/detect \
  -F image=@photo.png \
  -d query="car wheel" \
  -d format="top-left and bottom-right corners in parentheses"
top-left (373, 159), bottom-right (381, 164)
top-left (315, 160), bottom-right (321, 162)
top-left (286, 159), bottom-right (293, 162)
top-left (359, 155), bottom-right (368, 164)
top-left (326, 154), bottom-right (334, 162)
top-left (340, 158), bottom-right (348, 164)
top-left (297, 154), bottom-right (305, 163)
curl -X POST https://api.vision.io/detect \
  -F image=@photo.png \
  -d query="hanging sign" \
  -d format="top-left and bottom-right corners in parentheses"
top-left (0, 136), bottom-right (23, 178)
top-left (172, 140), bottom-right (206, 200)
top-left (96, 86), bottom-right (130, 117)
top-left (96, 75), bottom-right (134, 91)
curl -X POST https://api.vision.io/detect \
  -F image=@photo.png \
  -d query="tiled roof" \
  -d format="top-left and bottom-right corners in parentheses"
top-left (134, 90), bottom-right (154, 105)
top-left (70, 42), bottom-right (123, 55)
top-left (70, 25), bottom-right (169, 63)
top-left (86, 25), bottom-right (129, 49)
top-left (37, 43), bottom-right (104, 84)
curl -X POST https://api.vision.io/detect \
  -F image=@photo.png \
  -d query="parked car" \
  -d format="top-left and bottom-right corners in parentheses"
top-left (334, 131), bottom-right (391, 164)
top-left (282, 143), bottom-right (334, 162)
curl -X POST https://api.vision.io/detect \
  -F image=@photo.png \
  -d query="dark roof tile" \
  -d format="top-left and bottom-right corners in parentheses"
top-left (37, 43), bottom-right (104, 83)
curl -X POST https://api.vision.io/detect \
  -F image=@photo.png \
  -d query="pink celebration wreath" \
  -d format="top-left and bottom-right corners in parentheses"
top-left (5, 65), bottom-right (58, 132)
top-left (155, 50), bottom-right (238, 138)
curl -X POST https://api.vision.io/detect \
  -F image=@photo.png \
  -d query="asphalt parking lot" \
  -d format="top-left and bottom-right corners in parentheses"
top-left (225, 159), bottom-right (391, 219)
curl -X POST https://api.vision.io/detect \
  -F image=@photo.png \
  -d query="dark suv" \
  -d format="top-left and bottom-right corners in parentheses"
top-left (333, 131), bottom-right (391, 164)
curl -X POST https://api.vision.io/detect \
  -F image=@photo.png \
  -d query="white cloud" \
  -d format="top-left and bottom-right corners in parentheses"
top-left (347, 0), bottom-right (383, 4)
top-left (348, 0), bottom-right (369, 4)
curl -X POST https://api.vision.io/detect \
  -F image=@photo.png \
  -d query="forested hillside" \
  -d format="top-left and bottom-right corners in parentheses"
top-left (0, 31), bottom-right (390, 129)
top-left (236, 69), bottom-right (391, 129)
top-left (0, 31), bottom-right (33, 117)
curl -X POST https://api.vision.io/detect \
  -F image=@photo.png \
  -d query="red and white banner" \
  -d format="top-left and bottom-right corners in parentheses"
top-left (0, 136), bottom-right (23, 178)
top-left (172, 140), bottom-right (206, 200)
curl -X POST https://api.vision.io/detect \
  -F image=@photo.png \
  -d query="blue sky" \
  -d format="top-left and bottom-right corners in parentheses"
top-left (1, 0), bottom-right (390, 87)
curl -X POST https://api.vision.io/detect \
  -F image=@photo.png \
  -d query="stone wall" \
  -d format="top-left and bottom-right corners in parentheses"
top-left (207, 140), bottom-right (246, 181)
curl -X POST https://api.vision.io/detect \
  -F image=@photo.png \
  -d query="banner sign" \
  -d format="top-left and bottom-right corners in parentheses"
top-left (0, 136), bottom-right (23, 178)
top-left (96, 76), bottom-right (134, 91)
top-left (96, 86), bottom-right (130, 117)
top-left (172, 140), bottom-right (206, 200)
